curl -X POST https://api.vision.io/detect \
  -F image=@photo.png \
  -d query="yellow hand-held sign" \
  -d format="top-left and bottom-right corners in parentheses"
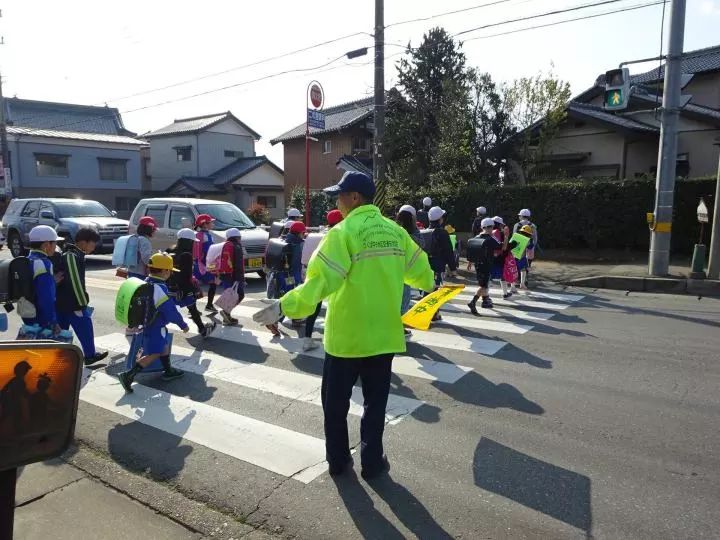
top-left (401, 285), bottom-right (465, 331)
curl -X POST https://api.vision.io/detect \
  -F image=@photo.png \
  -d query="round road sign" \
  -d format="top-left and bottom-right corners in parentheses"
top-left (310, 84), bottom-right (323, 109)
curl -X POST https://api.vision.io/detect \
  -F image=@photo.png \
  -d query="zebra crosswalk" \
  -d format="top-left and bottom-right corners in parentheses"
top-left (80, 270), bottom-right (585, 485)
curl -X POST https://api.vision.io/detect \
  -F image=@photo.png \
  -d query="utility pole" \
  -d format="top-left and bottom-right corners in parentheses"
top-left (649, 0), bottom-right (686, 276)
top-left (373, 0), bottom-right (385, 197)
top-left (707, 150), bottom-right (720, 279)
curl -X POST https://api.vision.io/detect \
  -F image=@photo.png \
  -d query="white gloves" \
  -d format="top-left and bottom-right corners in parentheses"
top-left (253, 299), bottom-right (283, 326)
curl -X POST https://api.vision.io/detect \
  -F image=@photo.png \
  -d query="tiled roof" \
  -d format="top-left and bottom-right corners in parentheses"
top-left (5, 97), bottom-right (130, 135)
top-left (210, 156), bottom-right (282, 187)
top-left (632, 45), bottom-right (720, 84)
top-left (632, 92), bottom-right (720, 123)
top-left (168, 156), bottom-right (283, 194)
top-left (567, 103), bottom-right (659, 133)
top-left (270, 97), bottom-right (374, 144)
top-left (172, 177), bottom-right (225, 194)
top-left (336, 155), bottom-right (372, 176)
top-left (143, 112), bottom-right (261, 139)
top-left (7, 125), bottom-right (145, 145)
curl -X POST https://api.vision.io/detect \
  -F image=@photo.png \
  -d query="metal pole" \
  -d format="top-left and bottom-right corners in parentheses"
top-left (707, 150), bottom-right (720, 279)
top-left (0, 71), bottom-right (11, 199)
top-left (0, 467), bottom-right (17, 540)
top-left (305, 86), bottom-right (310, 227)
top-left (373, 0), bottom-right (385, 189)
top-left (649, 0), bottom-right (686, 276)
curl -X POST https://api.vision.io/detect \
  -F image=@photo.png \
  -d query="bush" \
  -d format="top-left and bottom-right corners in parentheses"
top-left (289, 187), bottom-right (335, 226)
top-left (385, 177), bottom-right (716, 254)
top-left (246, 203), bottom-right (271, 225)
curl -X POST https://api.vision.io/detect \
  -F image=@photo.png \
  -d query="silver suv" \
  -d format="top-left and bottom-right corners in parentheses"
top-left (1, 198), bottom-right (129, 257)
top-left (128, 198), bottom-right (269, 274)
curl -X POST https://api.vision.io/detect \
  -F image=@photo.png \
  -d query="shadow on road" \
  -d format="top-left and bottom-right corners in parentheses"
top-left (434, 372), bottom-right (544, 415)
top-left (473, 438), bottom-right (592, 536)
top-left (333, 471), bottom-right (453, 539)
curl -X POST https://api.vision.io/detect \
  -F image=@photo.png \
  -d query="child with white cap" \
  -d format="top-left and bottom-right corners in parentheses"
top-left (467, 206), bottom-right (488, 271)
top-left (467, 218), bottom-right (502, 313)
top-left (22, 225), bottom-right (63, 334)
top-left (427, 207), bottom-right (457, 322)
top-left (416, 197), bottom-right (432, 229)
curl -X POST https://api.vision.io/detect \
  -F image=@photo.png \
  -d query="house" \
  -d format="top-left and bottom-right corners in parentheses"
top-left (270, 97), bottom-right (374, 201)
top-left (511, 44), bottom-right (720, 182)
top-left (143, 112), bottom-right (285, 219)
top-left (4, 98), bottom-right (145, 216)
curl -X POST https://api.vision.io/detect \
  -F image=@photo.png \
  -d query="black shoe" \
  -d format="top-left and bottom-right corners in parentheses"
top-left (467, 302), bottom-right (479, 315)
top-left (161, 368), bottom-right (184, 382)
top-left (361, 456), bottom-right (390, 481)
top-left (481, 300), bottom-right (494, 309)
top-left (205, 304), bottom-right (218, 314)
top-left (200, 321), bottom-right (217, 337)
top-left (117, 371), bottom-right (135, 393)
top-left (84, 351), bottom-right (109, 366)
top-left (328, 457), bottom-right (354, 477)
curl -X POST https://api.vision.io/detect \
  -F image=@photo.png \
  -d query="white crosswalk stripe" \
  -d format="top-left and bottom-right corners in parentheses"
top-left (452, 292), bottom-right (572, 311)
top-left (81, 371), bottom-right (328, 483)
top-left (94, 333), bottom-right (424, 424)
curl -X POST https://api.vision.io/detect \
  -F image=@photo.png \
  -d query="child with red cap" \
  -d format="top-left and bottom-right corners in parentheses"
top-left (193, 213), bottom-right (218, 313)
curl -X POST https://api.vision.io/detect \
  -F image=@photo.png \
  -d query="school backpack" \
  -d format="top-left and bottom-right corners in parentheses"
top-left (301, 232), bottom-right (325, 266)
top-left (417, 229), bottom-right (436, 255)
top-left (0, 256), bottom-right (34, 307)
top-left (265, 238), bottom-right (292, 272)
top-left (466, 236), bottom-right (495, 264)
top-left (205, 242), bottom-right (225, 273)
top-left (269, 221), bottom-right (285, 239)
top-left (114, 277), bottom-right (156, 327)
top-left (111, 234), bottom-right (139, 268)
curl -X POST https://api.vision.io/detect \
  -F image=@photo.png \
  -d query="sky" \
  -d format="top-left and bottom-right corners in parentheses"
top-left (1, 0), bottom-right (719, 167)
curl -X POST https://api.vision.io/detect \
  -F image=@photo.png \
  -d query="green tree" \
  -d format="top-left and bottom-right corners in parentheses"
top-left (503, 68), bottom-right (571, 184)
top-left (387, 27), bottom-right (469, 188)
top-left (288, 187), bottom-right (334, 227)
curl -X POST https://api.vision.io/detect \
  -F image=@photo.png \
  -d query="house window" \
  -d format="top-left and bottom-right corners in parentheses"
top-left (224, 150), bottom-right (244, 158)
top-left (35, 153), bottom-right (69, 177)
top-left (98, 158), bottom-right (128, 181)
top-left (257, 195), bottom-right (277, 208)
top-left (175, 146), bottom-right (192, 162)
top-left (351, 136), bottom-right (370, 152)
top-left (676, 153), bottom-right (690, 178)
top-left (323, 141), bottom-right (332, 154)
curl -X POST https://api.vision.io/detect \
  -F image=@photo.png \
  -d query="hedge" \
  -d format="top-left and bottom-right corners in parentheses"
top-left (385, 177), bottom-right (716, 254)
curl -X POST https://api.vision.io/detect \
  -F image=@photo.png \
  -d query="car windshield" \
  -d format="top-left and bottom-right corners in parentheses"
top-left (55, 201), bottom-right (113, 218)
top-left (195, 204), bottom-right (255, 231)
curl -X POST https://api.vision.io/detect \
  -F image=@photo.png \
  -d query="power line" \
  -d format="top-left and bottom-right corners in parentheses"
top-left (461, 0), bottom-right (665, 43)
top-left (454, 0), bottom-right (630, 37)
top-left (385, 0), bottom-right (527, 29)
top-left (105, 31), bottom-right (373, 104)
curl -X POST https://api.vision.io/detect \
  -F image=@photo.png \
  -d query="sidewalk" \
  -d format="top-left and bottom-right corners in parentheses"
top-left (12, 450), bottom-right (274, 540)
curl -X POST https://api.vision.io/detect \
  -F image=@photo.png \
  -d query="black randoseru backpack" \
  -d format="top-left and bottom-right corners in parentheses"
top-left (0, 257), bottom-right (35, 309)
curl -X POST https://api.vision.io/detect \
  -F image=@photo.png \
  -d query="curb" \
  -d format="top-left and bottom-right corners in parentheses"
top-left (563, 275), bottom-right (720, 296)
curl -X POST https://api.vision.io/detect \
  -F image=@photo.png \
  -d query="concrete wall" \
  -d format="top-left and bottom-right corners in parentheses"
top-left (281, 127), bottom-right (370, 202)
top-left (197, 131), bottom-right (256, 176)
top-left (685, 72), bottom-right (720, 109)
top-left (148, 134), bottom-right (198, 191)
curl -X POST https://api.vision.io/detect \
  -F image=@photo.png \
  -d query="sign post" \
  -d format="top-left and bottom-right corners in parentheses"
top-left (690, 198), bottom-right (709, 279)
top-left (305, 81), bottom-right (324, 227)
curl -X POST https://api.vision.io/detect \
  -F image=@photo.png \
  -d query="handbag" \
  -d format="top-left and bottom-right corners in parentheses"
top-left (215, 282), bottom-right (240, 313)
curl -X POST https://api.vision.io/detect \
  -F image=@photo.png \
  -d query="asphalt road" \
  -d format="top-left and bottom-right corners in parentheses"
top-left (4, 250), bottom-right (719, 539)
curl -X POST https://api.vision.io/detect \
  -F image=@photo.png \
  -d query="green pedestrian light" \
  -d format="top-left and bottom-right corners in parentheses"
top-left (603, 68), bottom-right (630, 111)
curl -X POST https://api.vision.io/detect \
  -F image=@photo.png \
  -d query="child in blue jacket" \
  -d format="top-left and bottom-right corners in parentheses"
top-left (22, 226), bottom-right (62, 334)
top-left (118, 253), bottom-right (189, 393)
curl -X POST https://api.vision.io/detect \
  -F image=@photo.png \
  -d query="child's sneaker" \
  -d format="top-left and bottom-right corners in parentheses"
top-left (200, 321), bottom-right (217, 338)
top-left (162, 368), bottom-right (184, 381)
top-left (302, 337), bottom-right (319, 351)
top-left (503, 293), bottom-right (512, 299)
top-left (481, 298), bottom-right (494, 309)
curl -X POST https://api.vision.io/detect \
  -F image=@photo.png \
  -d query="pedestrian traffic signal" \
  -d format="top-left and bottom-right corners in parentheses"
top-left (604, 67), bottom-right (630, 111)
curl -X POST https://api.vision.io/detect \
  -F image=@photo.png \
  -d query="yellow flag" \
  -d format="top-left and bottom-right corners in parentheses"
top-left (402, 285), bottom-right (465, 331)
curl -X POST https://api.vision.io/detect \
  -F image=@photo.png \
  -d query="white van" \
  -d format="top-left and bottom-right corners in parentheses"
top-left (128, 198), bottom-right (269, 275)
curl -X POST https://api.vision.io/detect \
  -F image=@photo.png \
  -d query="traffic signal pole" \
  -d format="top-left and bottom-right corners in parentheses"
top-left (649, 0), bottom-right (686, 276)
top-left (373, 0), bottom-right (385, 191)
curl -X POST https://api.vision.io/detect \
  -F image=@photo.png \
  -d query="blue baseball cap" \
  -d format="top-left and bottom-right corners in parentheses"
top-left (323, 171), bottom-right (376, 200)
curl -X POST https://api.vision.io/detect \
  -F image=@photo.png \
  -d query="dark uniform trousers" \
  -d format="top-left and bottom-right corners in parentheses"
top-left (321, 352), bottom-right (394, 472)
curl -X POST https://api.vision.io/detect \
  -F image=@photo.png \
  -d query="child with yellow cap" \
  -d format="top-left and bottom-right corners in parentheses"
top-left (118, 253), bottom-right (189, 393)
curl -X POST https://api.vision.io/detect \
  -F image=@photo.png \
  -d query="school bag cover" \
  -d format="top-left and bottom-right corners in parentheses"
top-left (0, 256), bottom-right (34, 306)
top-left (466, 236), bottom-right (495, 264)
top-left (417, 229), bottom-right (436, 255)
top-left (111, 234), bottom-right (139, 268)
top-left (205, 242), bottom-right (225, 273)
top-left (301, 232), bottom-right (325, 266)
top-left (114, 277), bottom-right (155, 327)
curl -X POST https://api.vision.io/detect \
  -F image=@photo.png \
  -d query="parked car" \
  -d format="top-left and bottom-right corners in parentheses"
top-left (1, 198), bottom-right (129, 257)
top-left (128, 198), bottom-right (269, 275)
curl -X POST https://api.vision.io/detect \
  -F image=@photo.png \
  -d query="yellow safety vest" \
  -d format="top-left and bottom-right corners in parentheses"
top-left (281, 204), bottom-right (434, 358)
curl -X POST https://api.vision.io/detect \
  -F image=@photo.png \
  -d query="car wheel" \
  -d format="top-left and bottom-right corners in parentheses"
top-left (9, 232), bottom-right (25, 258)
